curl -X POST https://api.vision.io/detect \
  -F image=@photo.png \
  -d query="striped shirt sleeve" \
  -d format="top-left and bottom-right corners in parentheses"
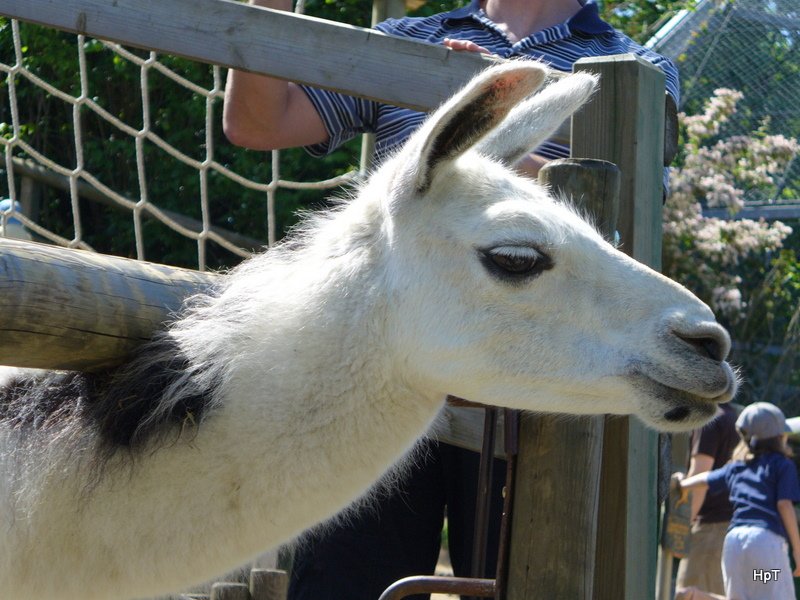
top-left (299, 87), bottom-right (380, 157)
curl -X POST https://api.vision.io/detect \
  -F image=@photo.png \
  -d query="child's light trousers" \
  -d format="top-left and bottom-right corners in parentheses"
top-left (722, 525), bottom-right (794, 600)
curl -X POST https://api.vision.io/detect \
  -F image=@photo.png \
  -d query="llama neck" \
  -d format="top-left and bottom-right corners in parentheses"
top-left (163, 249), bottom-right (445, 567)
top-left (212, 263), bottom-right (444, 510)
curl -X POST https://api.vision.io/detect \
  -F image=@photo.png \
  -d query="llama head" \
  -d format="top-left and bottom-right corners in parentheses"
top-left (372, 62), bottom-right (736, 432)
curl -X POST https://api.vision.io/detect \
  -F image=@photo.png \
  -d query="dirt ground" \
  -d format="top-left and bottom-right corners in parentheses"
top-left (431, 548), bottom-right (458, 600)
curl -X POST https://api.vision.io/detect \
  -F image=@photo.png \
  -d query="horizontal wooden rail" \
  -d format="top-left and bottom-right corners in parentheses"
top-left (0, 0), bottom-right (496, 113)
top-left (0, 238), bottom-right (215, 371)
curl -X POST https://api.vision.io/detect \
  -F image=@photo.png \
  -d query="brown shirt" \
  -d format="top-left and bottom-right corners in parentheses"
top-left (692, 402), bottom-right (739, 524)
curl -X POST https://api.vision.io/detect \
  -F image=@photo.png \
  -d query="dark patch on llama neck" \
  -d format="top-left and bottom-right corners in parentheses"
top-left (88, 334), bottom-right (218, 449)
top-left (0, 371), bottom-right (92, 431)
top-left (0, 334), bottom-right (218, 452)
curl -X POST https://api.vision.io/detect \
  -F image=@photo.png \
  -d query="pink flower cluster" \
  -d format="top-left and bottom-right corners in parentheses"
top-left (681, 88), bottom-right (743, 141)
top-left (663, 89), bottom-right (798, 321)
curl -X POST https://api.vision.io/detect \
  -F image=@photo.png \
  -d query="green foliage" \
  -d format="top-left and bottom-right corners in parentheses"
top-left (600, 0), bottom-right (694, 43)
top-left (301, 0), bottom-right (373, 26)
top-left (0, 17), bottom-right (363, 269)
top-left (732, 248), bottom-right (800, 411)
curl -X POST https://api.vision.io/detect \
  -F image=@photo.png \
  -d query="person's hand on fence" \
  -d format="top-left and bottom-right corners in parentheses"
top-left (671, 472), bottom-right (691, 507)
top-left (443, 38), bottom-right (492, 55)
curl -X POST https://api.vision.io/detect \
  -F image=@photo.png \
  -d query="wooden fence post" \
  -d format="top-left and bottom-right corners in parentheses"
top-left (211, 582), bottom-right (251, 600)
top-left (250, 568), bottom-right (288, 600)
top-left (570, 54), bottom-right (667, 600)
top-left (505, 159), bottom-right (619, 600)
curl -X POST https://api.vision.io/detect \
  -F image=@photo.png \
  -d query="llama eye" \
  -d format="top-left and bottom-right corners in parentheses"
top-left (479, 245), bottom-right (553, 281)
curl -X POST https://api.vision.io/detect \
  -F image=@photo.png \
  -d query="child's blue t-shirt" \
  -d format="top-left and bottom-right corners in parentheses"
top-left (707, 452), bottom-right (800, 541)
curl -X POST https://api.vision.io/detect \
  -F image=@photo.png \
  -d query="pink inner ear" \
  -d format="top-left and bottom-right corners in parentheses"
top-left (413, 64), bottom-right (547, 193)
top-left (487, 73), bottom-right (527, 100)
top-left (484, 71), bottom-right (542, 111)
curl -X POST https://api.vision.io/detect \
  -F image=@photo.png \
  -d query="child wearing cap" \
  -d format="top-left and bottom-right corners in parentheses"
top-left (674, 402), bottom-right (800, 600)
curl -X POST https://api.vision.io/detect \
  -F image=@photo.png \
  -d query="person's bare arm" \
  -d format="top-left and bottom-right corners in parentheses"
top-left (687, 453), bottom-right (714, 521)
top-left (223, 0), bottom-right (328, 150)
top-left (777, 499), bottom-right (800, 576)
top-left (672, 471), bottom-right (710, 508)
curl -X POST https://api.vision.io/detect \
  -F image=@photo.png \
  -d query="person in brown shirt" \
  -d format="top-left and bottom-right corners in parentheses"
top-left (675, 402), bottom-right (739, 596)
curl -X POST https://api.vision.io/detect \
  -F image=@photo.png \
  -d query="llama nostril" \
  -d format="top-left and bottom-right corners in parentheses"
top-left (675, 332), bottom-right (725, 362)
top-left (664, 406), bottom-right (691, 422)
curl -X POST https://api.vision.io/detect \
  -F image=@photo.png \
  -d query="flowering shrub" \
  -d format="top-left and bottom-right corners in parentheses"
top-left (663, 88), bottom-right (798, 322)
top-left (663, 88), bottom-right (800, 404)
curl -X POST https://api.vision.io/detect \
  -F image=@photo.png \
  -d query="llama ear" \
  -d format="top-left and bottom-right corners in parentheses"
top-left (411, 62), bottom-right (549, 193)
top-left (474, 72), bottom-right (599, 166)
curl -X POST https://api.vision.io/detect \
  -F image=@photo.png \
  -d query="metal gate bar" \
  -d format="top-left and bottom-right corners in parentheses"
top-left (377, 576), bottom-right (496, 600)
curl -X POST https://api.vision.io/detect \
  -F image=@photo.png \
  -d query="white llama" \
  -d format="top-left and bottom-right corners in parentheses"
top-left (0, 62), bottom-right (736, 600)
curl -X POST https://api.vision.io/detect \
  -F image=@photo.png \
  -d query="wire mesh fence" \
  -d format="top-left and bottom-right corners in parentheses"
top-left (653, 0), bottom-right (800, 206)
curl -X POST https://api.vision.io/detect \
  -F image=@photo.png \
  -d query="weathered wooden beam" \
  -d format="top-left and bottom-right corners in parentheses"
top-left (0, 0), bottom-right (497, 113)
top-left (572, 54), bottom-right (665, 269)
top-left (0, 238), bottom-right (215, 372)
top-left (506, 159), bottom-right (619, 600)
top-left (571, 54), bottom-right (666, 600)
top-left (437, 403), bottom-right (506, 458)
top-left (249, 568), bottom-right (289, 600)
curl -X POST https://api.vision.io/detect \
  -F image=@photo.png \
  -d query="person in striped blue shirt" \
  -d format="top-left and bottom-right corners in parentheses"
top-left (224, 0), bottom-right (679, 175)
top-left (224, 1), bottom-right (679, 598)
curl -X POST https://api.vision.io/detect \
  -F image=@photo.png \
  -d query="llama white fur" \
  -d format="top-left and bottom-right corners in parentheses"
top-left (0, 63), bottom-right (737, 600)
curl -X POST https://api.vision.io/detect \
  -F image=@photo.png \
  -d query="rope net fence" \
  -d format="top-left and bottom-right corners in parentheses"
top-left (0, 16), bottom-right (364, 271)
top-left (652, 0), bottom-right (800, 206)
